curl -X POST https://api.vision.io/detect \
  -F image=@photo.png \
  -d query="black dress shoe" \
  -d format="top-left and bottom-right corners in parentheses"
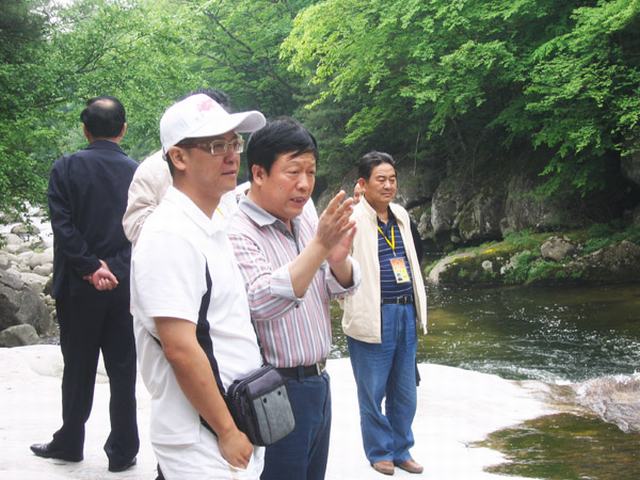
top-left (108, 456), bottom-right (137, 473)
top-left (30, 442), bottom-right (83, 462)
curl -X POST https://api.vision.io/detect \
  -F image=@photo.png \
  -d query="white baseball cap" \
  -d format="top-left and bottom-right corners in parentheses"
top-left (160, 93), bottom-right (266, 152)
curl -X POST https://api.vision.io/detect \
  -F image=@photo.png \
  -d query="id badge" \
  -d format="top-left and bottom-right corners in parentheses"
top-left (390, 257), bottom-right (411, 283)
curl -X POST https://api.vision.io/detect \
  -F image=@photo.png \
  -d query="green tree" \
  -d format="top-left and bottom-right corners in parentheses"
top-left (516, 0), bottom-right (640, 194)
top-left (283, 0), bottom-right (640, 193)
top-left (0, 0), bottom-right (51, 215)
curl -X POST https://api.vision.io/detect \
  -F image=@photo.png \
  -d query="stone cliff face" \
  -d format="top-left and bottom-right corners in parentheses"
top-left (316, 149), bottom-right (640, 287)
top-left (317, 150), bottom-right (640, 249)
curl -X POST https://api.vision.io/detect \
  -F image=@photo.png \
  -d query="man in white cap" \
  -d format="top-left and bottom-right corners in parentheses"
top-left (122, 90), bottom-right (317, 246)
top-left (130, 93), bottom-right (266, 479)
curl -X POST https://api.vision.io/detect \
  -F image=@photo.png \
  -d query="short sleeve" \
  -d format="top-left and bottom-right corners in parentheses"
top-left (132, 230), bottom-right (206, 323)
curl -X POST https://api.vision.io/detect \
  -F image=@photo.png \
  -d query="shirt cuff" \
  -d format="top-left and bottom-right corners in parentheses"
top-left (327, 256), bottom-right (361, 295)
top-left (270, 263), bottom-right (303, 302)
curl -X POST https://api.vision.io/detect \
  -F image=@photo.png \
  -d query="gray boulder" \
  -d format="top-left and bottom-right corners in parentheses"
top-left (394, 161), bottom-right (439, 208)
top-left (0, 252), bottom-right (10, 270)
top-left (27, 249), bottom-right (54, 269)
top-left (0, 269), bottom-right (51, 335)
top-left (6, 243), bottom-right (31, 255)
top-left (17, 272), bottom-right (50, 295)
top-left (456, 188), bottom-right (505, 243)
top-left (4, 233), bottom-right (23, 246)
top-left (33, 264), bottom-right (53, 277)
top-left (0, 324), bottom-right (40, 347)
top-left (540, 236), bottom-right (577, 262)
top-left (417, 210), bottom-right (432, 240)
top-left (430, 176), bottom-right (471, 236)
top-left (501, 174), bottom-right (580, 235)
top-left (572, 240), bottom-right (640, 283)
top-left (427, 251), bottom-right (477, 285)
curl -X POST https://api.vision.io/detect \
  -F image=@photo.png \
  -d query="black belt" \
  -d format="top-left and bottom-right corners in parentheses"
top-left (277, 362), bottom-right (325, 379)
top-left (381, 295), bottom-right (414, 305)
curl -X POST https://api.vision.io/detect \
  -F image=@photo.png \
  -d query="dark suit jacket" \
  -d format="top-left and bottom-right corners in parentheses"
top-left (48, 140), bottom-right (138, 299)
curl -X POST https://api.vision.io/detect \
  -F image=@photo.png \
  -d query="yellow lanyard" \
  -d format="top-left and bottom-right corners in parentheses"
top-left (377, 224), bottom-right (396, 254)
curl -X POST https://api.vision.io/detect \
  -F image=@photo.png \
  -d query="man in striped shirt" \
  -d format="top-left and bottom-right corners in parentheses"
top-left (228, 117), bottom-right (360, 480)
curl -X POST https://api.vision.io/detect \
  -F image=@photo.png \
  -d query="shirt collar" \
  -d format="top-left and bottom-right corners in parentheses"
top-left (164, 186), bottom-right (221, 236)
top-left (377, 211), bottom-right (396, 227)
top-left (361, 195), bottom-right (404, 228)
top-left (238, 194), bottom-right (301, 235)
top-left (86, 139), bottom-right (124, 153)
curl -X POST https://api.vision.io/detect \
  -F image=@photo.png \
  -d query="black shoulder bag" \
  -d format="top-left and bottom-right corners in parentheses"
top-left (154, 262), bottom-right (295, 446)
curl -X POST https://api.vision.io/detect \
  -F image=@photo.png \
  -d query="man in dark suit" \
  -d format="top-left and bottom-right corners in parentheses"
top-left (30, 96), bottom-right (139, 473)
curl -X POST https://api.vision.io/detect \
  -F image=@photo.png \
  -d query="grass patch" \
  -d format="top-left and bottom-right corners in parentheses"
top-left (503, 250), bottom-right (538, 284)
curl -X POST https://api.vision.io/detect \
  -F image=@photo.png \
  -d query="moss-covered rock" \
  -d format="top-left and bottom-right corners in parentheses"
top-left (425, 229), bottom-right (640, 287)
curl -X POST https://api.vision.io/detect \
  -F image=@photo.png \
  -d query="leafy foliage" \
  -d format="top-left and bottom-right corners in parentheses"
top-left (284, 0), bottom-right (640, 192)
top-left (1, 0), bottom-right (639, 219)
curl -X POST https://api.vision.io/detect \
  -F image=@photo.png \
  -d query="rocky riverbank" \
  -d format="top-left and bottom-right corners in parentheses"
top-left (2, 206), bottom-right (640, 346)
top-left (0, 208), bottom-right (56, 347)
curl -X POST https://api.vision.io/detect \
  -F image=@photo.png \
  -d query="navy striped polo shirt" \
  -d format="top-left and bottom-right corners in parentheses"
top-left (377, 213), bottom-right (414, 301)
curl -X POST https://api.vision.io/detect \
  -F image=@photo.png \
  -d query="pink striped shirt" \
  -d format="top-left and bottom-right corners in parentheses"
top-left (228, 196), bottom-right (359, 368)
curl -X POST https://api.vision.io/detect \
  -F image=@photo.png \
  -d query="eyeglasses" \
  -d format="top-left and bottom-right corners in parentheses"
top-left (179, 134), bottom-right (244, 156)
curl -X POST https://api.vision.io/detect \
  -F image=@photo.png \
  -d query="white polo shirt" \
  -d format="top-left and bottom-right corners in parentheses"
top-left (131, 186), bottom-right (262, 446)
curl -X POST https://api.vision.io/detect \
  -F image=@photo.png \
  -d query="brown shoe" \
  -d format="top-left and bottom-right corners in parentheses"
top-left (372, 460), bottom-right (395, 476)
top-left (396, 458), bottom-right (423, 474)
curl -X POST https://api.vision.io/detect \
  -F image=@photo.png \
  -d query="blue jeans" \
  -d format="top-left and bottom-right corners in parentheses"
top-left (347, 303), bottom-right (418, 465)
top-left (261, 371), bottom-right (331, 480)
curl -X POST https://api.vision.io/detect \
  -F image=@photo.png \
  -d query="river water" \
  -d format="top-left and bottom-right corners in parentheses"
top-left (332, 283), bottom-right (640, 479)
top-left (419, 284), bottom-right (640, 479)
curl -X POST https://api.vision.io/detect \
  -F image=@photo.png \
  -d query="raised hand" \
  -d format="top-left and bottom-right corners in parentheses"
top-left (315, 190), bottom-right (356, 253)
top-left (327, 223), bottom-right (357, 266)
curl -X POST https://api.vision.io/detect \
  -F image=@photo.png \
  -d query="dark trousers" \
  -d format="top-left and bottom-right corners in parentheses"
top-left (261, 371), bottom-right (331, 480)
top-left (51, 281), bottom-right (139, 464)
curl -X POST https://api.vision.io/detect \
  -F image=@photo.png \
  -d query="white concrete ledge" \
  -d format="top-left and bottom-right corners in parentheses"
top-left (0, 345), bottom-right (551, 479)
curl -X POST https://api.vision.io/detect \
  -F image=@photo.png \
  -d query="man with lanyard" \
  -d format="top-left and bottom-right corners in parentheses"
top-left (341, 151), bottom-right (427, 476)
top-left (227, 117), bottom-right (360, 480)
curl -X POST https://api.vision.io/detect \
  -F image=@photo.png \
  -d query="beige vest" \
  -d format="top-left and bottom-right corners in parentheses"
top-left (341, 197), bottom-right (427, 343)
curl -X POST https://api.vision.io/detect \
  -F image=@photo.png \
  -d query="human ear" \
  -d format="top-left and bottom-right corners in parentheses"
top-left (167, 147), bottom-right (187, 173)
top-left (251, 164), bottom-right (266, 185)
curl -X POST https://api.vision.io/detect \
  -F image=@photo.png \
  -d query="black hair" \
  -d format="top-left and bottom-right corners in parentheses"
top-left (358, 151), bottom-right (396, 180)
top-left (80, 96), bottom-right (126, 138)
top-left (165, 89), bottom-right (232, 175)
top-left (246, 117), bottom-right (318, 180)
